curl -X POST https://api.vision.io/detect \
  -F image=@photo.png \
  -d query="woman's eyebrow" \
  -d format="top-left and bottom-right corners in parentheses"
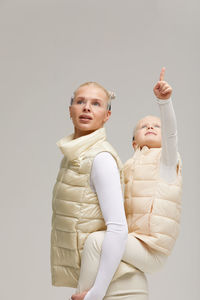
top-left (75, 96), bottom-right (103, 102)
top-left (76, 96), bottom-right (85, 100)
top-left (91, 98), bottom-right (104, 102)
top-left (89, 98), bottom-right (105, 104)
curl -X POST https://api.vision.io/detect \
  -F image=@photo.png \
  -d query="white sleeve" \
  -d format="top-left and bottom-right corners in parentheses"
top-left (84, 152), bottom-right (128, 300)
top-left (156, 97), bottom-right (178, 183)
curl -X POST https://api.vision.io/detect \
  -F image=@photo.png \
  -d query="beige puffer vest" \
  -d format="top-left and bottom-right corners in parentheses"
top-left (124, 146), bottom-right (182, 256)
top-left (51, 127), bottom-right (126, 287)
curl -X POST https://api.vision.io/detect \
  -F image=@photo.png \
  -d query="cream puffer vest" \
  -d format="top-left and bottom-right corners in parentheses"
top-left (51, 127), bottom-right (126, 287)
top-left (124, 146), bottom-right (182, 256)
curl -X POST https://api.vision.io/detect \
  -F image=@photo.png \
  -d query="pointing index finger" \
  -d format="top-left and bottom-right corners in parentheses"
top-left (159, 67), bottom-right (166, 81)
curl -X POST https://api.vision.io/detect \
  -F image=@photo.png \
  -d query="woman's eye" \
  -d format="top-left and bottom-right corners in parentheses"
top-left (93, 102), bottom-right (100, 106)
top-left (77, 100), bottom-right (84, 104)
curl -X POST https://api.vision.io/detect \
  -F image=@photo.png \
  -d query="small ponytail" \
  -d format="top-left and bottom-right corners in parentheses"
top-left (108, 91), bottom-right (116, 100)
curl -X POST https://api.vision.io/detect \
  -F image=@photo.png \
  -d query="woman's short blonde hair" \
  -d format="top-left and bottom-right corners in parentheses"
top-left (71, 81), bottom-right (116, 111)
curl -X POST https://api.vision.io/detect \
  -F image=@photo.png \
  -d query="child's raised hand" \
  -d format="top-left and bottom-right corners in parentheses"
top-left (153, 67), bottom-right (172, 100)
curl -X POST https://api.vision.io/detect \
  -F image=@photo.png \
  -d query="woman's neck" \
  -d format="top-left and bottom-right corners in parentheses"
top-left (73, 129), bottom-right (95, 139)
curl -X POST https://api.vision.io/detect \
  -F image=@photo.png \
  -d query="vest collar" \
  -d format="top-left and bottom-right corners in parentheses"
top-left (56, 127), bottom-right (106, 161)
top-left (135, 146), bottom-right (161, 153)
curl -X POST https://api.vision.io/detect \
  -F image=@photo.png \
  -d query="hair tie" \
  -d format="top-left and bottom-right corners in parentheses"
top-left (109, 91), bottom-right (116, 100)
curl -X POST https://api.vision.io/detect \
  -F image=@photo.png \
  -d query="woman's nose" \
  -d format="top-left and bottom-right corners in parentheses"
top-left (83, 102), bottom-right (91, 112)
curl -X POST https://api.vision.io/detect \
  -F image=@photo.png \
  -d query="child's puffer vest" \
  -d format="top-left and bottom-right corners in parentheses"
top-left (123, 146), bottom-right (182, 256)
top-left (51, 127), bottom-right (128, 287)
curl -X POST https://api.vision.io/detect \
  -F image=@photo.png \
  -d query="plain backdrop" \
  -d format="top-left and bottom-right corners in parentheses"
top-left (0, 1), bottom-right (199, 299)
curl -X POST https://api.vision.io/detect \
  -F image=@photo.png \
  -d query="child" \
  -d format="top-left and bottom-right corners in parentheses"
top-left (123, 67), bottom-right (182, 267)
top-left (71, 67), bottom-right (182, 300)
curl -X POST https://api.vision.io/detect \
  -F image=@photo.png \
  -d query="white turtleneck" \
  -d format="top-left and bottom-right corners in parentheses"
top-left (83, 98), bottom-right (178, 300)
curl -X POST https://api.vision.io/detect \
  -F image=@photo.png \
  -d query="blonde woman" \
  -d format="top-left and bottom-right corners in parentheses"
top-left (50, 82), bottom-right (148, 300)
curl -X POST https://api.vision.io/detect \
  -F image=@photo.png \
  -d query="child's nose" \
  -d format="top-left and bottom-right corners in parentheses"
top-left (147, 125), bottom-right (154, 129)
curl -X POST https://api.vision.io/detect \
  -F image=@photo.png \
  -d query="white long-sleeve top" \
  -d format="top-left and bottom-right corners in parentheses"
top-left (83, 98), bottom-right (178, 300)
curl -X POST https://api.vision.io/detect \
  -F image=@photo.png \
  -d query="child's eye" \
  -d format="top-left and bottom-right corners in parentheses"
top-left (155, 125), bottom-right (160, 128)
top-left (141, 125), bottom-right (147, 128)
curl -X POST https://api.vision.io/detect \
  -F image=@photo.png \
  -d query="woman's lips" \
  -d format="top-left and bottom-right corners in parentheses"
top-left (79, 114), bottom-right (93, 122)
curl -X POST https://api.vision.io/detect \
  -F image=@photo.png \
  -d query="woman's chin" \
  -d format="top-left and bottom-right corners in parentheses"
top-left (76, 123), bottom-right (95, 131)
top-left (76, 122), bottom-right (103, 132)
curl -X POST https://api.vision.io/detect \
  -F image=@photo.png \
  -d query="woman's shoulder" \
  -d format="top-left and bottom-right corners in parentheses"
top-left (93, 151), bottom-right (117, 166)
top-left (91, 151), bottom-right (121, 183)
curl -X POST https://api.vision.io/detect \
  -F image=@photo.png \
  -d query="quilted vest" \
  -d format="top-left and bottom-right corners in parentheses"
top-left (123, 146), bottom-right (182, 256)
top-left (50, 127), bottom-right (126, 287)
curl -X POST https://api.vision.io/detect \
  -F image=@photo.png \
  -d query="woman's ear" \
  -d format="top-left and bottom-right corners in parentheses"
top-left (104, 110), bottom-right (111, 123)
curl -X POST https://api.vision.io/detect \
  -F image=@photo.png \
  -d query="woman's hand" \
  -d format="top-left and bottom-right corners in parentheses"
top-left (70, 290), bottom-right (89, 300)
top-left (153, 67), bottom-right (172, 100)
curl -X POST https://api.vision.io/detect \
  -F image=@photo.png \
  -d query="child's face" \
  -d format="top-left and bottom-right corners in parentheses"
top-left (133, 115), bottom-right (162, 149)
top-left (69, 85), bottom-right (111, 138)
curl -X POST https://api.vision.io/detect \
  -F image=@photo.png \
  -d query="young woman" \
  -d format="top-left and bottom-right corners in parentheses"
top-left (50, 82), bottom-right (148, 300)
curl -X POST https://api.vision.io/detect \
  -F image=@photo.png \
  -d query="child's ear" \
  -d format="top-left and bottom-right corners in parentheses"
top-left (132, 141), bottom-right (138, 150)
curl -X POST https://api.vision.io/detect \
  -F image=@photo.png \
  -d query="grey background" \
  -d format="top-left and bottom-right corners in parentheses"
top-left (0, 0), bottom-right (199, 299)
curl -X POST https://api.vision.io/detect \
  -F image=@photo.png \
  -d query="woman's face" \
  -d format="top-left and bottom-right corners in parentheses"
top-left (69, 85), bottom-right (111, 138)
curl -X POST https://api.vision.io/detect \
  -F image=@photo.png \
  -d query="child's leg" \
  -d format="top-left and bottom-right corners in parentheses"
top-left (123, 233), bottom-right (168, 273)
top-left (76, 231), bottom-right (148, 299)
top-left (76, 230), bottom-right (167, 294)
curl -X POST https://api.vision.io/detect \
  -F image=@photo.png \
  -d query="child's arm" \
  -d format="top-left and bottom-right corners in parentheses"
top-left (157, 98), bottom-right (178, 182)
top-left (154, 67), bottom-right (178, 183)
